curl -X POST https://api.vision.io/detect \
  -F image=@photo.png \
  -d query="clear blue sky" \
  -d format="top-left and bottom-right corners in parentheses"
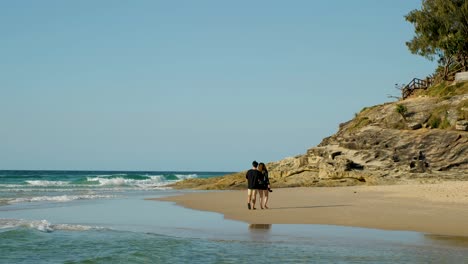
top-left (0, 1), bottom-right (436, 171)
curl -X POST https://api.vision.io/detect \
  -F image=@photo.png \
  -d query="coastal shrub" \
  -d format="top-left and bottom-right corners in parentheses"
top-left (410, 88), bottom-right (427, 98)
top-left (427, 115), bottom-right (441, 128)
top-left (439, 84), bottom-right (459, 97)
top-left (458, 99), bottom-right (468, 120)
top-left (426, 82), bottom-right (468, 98)
top-left (359, 105), bottom-right (379, 114)
top-left (350, 117), bottom-right (371, 131)
top-left (395, 104), bottom-right (408, 120)
top-left (439, 118), bottom-right (451, 129)
top-left (427, 114), bottom-right (451, 129)
top-left (359, 106), bottom-right (371, 113)
top-left (426, 82), bottom-right (448, 97)
top-left (426, 104), bottom-right (453, 129)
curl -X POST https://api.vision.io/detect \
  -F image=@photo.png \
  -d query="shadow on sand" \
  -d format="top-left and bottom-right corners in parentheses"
top-left (269, 204), bottom-right (351, 210)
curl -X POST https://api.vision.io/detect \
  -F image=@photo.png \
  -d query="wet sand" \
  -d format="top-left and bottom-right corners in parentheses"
top-left (152, 181), bottom-right (468, 237)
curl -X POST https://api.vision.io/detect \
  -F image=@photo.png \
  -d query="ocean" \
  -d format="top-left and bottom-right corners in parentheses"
top-left (1, 170), bottom-right (467, 263)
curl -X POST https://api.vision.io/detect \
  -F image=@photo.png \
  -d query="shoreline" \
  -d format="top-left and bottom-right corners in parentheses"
top-left (151, 181), bottom-right (468, 237)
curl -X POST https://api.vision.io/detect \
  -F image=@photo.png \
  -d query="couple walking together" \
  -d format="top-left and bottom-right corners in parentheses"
top-left (246, 160), bottom-right (271, 210)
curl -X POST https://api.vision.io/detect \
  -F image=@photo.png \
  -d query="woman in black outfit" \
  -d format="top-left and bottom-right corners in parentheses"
top-left (257, 162), bottom-right (271, 209)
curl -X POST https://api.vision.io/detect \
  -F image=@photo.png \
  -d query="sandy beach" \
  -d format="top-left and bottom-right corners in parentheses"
top-left (154, 181), bottom-right (468, 237)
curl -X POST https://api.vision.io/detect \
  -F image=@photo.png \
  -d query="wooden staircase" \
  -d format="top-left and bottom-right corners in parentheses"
top-left (401, 77), bottom-right (433, 99)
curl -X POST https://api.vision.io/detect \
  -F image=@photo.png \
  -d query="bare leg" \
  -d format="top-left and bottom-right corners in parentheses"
top-left (247, 189), bottom-right (253, 209)
top-left (252, 189), bottom-right (257, 209)
top-left (258, 190), bottom-right (264, 209)
top-left (263, 190), bottom-right (269, 209)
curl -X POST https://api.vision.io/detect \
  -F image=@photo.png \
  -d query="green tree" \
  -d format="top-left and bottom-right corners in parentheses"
top-left (405, 0), bottom-right (468, 79)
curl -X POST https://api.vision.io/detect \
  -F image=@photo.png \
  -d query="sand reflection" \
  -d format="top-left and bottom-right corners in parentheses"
top-left (249, 224), bottom-right (272, 230)
top-left (424, 234), bottom-right (468, 248)
top-left (248, 224), bottom-right (272, 241)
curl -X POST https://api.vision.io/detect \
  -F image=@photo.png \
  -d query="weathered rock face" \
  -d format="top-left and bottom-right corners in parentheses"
top-left (171, 87), bottom-right (468, 190)
top-left (264, 93), bottom-right (468, 187)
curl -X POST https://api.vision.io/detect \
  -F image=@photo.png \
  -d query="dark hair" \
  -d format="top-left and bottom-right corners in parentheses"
top-left (252, 160), bottom-right (258, 168)
top-left (258, 162), bottom-right (268, 173)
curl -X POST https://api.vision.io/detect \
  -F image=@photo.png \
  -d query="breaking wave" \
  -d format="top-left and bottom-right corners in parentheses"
top-left (1, 173), bottom-right (200, 189)
top-left (25, 180), bottom-right (70, 186)
top-left (5, 194), bottom-right (116, 205)
top-left (0, 219), bottom-right (106, 233)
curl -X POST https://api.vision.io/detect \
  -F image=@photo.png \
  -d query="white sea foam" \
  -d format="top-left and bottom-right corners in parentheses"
top-left (7, 194), bottom-right (116, 204)
top-left (175, 174), bottom-right (197, 180)
top-left (86, 176), bottom-right (171, 188)
top-left (4, 174), bottom-right (198, 190)
top-left (2, 188), bottom-right (90, 193)
top-left (25, 180), bottom-right (70, 187)
top-left (0, 184), bottom-right (24, 188)
top-left (0, 186), bottom-right (170, 194)
top-left (0, 219), bottom-right (105, 233)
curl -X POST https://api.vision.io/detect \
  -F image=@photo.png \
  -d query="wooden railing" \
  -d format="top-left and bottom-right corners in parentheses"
top-left (401, 77), bottom-right (434, 99)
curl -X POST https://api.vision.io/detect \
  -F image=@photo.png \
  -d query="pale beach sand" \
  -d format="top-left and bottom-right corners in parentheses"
top-left (154, 181), bottom-right (468, 237)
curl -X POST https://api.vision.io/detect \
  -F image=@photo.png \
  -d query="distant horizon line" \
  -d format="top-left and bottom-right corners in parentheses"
top-left (0, 169), bottom-right (238, 173)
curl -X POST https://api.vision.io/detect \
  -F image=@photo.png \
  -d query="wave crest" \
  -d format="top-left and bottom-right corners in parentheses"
top-left (0, 219), bottom-right (105, 233)
top-left (6, 194), bottom-right (116, 204)
top-left (85, 174), bottom-right (194, 187)
top-left (25, 180), bottom-right (70, 186)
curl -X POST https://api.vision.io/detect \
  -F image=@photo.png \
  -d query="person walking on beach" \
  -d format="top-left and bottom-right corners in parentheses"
top-left (258, 162), bottom-right (271, 209)
top-left (246, 160), bottom-right (261, 210)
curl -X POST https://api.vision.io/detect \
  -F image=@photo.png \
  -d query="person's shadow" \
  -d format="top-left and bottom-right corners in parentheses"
top-left (270, 204), bottom-right (351, 210)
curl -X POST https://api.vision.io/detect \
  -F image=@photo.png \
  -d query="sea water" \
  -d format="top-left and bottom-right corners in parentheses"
top-left (1, 170), bottom-right (468, 263)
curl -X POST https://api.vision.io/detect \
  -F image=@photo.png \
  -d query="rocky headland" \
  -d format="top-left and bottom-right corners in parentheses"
top-left (172, 81), bottom-right (468, 190)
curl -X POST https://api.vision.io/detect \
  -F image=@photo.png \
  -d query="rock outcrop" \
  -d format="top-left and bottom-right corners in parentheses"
top-left (171, 82), bottom-right (468, 190)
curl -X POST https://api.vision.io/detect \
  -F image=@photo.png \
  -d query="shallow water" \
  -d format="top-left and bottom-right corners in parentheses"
top-left (1, 192), bottom-right (468, 263)
top-left (1, 171), bottom-right (468, 263)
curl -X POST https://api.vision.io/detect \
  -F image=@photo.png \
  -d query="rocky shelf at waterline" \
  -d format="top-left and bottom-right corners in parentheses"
top-left (171, 82), bottom-right (468, 190)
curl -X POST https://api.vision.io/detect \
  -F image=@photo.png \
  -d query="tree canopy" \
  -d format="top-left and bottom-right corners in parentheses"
top-left (405, 0), bottom-right (468, 78)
